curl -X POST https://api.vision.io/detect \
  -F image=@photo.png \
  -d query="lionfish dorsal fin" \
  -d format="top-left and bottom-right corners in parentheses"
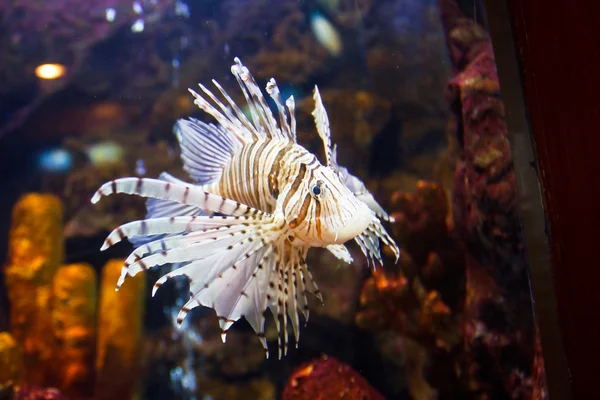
top-left (286, 95), bottom-right (297, 142)
top-left (174, 118), bottom-right (239, 185)
top-left (332, 143), bottom-right (340, 167)
top-left (188, 84), bottom-right (254, 144)
top-left (312, 86), bottom-right (337, 169)
top-left (266, 78), bottom-right (297, 142)
top-left (230, 57), bottom-right (288, 142)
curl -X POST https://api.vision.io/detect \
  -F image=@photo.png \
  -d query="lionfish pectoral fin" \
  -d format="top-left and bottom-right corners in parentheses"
top-left (312, 85), bottom-right (337, 169)
top-left (138, 210), bottom-right (283, 359)
top-left (92, 177), bottom-right (265, 218)
top-left (175, 118), bottom-right (239, 185)
top-left (129, 172), bottom-right (208, 249)
top-left (355, 217), bottom-right (400, 268)
top-left (326, 244), bottom-right (354, 264)
top-left (92, 179), bottom-right (273, 285)
top-left (144, 173), bottom-right (207, 218)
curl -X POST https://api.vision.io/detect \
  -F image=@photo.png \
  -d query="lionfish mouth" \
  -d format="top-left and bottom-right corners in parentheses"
top-left (331, 209), bottom-right (374, 245)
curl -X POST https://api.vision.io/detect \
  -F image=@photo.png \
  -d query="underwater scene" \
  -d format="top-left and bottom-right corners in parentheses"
top-left (0, 0), bottom-right (548, 399)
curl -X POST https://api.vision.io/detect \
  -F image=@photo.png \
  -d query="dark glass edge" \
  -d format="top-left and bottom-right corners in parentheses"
top-left (484, 1), bottom-right (572, 399)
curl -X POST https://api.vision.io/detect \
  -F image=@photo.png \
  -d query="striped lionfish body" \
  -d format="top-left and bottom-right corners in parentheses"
top-left (91, 57), bottom-right (400, 358)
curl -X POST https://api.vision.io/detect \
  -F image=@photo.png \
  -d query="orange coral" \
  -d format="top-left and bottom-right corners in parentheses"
top-left (282, 355), bottom-right (384, 400)
top-left (94, 259), bottom-right (146, 400)
top-left (4, 194), bottom-right (63, 387)
top-left (356, 251), bottom-right (459, 351)
top-left (51, 263), bottom-right (97, 399)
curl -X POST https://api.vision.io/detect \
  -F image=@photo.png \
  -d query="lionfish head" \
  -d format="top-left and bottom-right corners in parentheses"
top-left (286, 163), bottom-right (373, 247)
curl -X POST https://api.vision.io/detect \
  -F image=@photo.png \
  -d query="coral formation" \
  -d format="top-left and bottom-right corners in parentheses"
top-left (1, 195), bottom-right (150, 399)
top-left (95, 259), bottom-right (146, 400)
top-left (4, 194), bottom-right (63, 387)
top-left (282, 355), bottom-right (384, 400)
top-left (51, 263), bottom-right (97, 399)
top-left (0, 332), bottom-right (21, 386)
top-left (356, 181), bottom-right (464, 399)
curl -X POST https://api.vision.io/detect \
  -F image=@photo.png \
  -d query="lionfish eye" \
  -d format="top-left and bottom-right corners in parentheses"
top-left (311, 180), bottom-right (324, 197)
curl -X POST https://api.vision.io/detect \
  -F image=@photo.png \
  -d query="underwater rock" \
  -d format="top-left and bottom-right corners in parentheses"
top-left (56, 127), bottom-right (179, 239)
top-left (12, 385), bottom-right (65, 400)
top-left (95, 259), bottom-right (146, 400)
top-left (282, 355), bottom-right (383, 400)
top-left (246, 10), bottom-right (330, 85)
top-left (449, 48), bottom-right (525, 279)
top-left (4, 194), bottom-right (63, 387)
top-left (142, 314), bottom-right (271, 399)
top-left (438, 0), bottom-right (548, 397)
top-left (357, 180), bottom-right (467, 398)
top-left (51, 263), bottom-right (97, 399)
top-left (389, 180), bottom-right (451, 264)
top-left (387, 181), bottom-right (465, 308)
top-left (305, 248), bottom-right (367, 325)
top-left (0, 332), bottom-right (21, 386)
top-left (0, 0), bottom-right (177, 138)
top-left (437, 0), bottom-right (489, 70)
top-left (355, 262), bottom-right (410, 333)
top-left (194, 376), bottom-right (275, 400)
top-left (531, 325), bottom-right (550, 400)
top-left (355, 252), bottom-right (461, 400)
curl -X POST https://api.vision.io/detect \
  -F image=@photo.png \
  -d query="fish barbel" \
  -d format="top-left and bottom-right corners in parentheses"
top-left (91, 57), bottom-right (400, 358)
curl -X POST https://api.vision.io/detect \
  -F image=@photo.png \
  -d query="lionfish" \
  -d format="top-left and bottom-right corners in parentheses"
top-left (91, 57), bottom-right (400, 358)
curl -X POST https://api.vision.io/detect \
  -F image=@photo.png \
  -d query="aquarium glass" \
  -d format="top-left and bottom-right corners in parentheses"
top-left (0, 1), bottom-right (549, 399)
